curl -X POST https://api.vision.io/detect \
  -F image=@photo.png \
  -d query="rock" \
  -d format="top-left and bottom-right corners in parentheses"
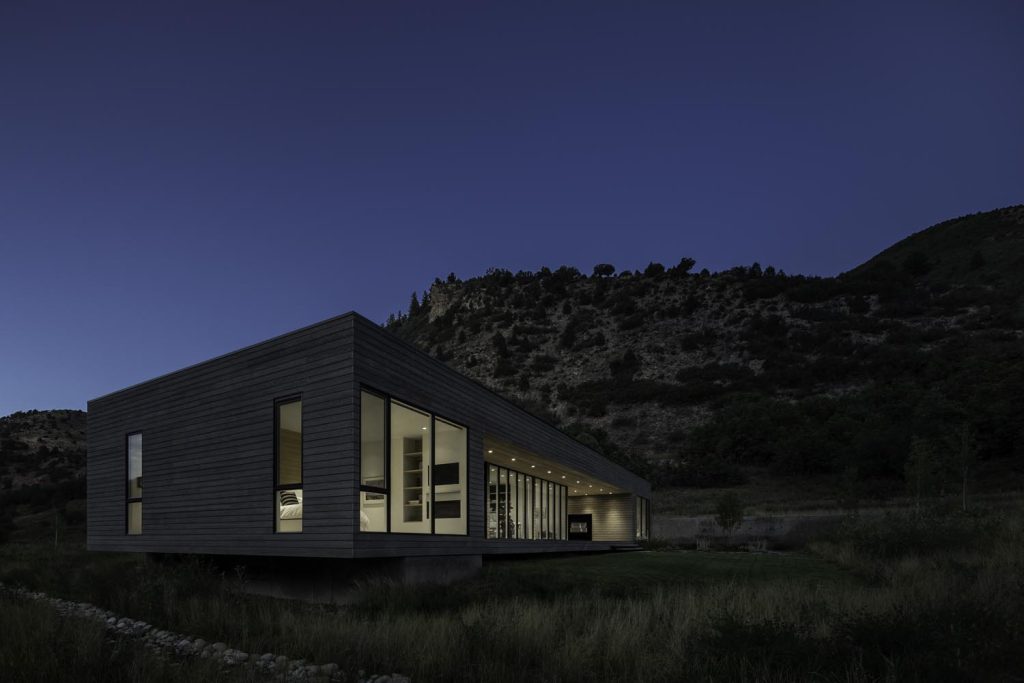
top-left (193, 638), bottom-right (206, 649)
top-left (260, 652), bottom-right (274, 661)
top-left (276, 655), bottom-right (289, 668)
top-left (235, 652), bottom-right (249, 663)
top-left (212, 642), bottom-right (227, 653)
top-left (321, 663), bottom-right (339, 675)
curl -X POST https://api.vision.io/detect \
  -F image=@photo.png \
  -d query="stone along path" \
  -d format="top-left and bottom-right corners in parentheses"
top-left (0, 582), bottom-right (411, 682)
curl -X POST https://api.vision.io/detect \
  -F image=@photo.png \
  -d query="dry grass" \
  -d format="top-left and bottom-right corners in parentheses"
top-left (2, 504), bottom-right (1023, 681)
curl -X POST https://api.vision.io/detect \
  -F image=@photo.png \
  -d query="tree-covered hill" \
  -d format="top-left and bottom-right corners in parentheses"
top-left (0, 409), bottom-right (86, 539)
top-left (388, 205), bottom-right (1024, 489)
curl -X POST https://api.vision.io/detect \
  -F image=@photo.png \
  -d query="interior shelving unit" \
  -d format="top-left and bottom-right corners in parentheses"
top-left (401, 436), bottom-right (425, 523)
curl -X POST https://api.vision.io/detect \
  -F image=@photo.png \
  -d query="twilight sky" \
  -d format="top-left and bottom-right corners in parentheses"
top-left (1, 1), bottom-right (1022, 415)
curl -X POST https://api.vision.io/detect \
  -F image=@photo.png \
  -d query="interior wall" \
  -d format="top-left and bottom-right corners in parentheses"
top-left (567, 493), bottom-right (634, 542)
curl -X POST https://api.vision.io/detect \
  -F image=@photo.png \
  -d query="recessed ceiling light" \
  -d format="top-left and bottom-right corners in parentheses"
top-left (530, 465), bottom-right (535, 468)
top-left (487, 449), bottom-right (493, 454)
top-left (421, 426), bottom-right (427, 430)
top-left (575, 480), bottom-right (580, 484)
top-left (511, 457), bottom-right (516, 461)
top-left (561, 475), bottom-right (565, 479)
top-left (546, 470), bottom-right (551, 474)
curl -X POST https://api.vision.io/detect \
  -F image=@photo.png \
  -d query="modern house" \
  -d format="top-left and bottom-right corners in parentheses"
top-left (87, 313), bottom-right (651, 580)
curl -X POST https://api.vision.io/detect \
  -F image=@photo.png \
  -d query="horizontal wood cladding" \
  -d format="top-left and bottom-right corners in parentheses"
top-left (88, 314), bottom-right (358, 558)
top-left (352, 317), bottom-right (650, 494)
top-left (88, 312), bottom-right (651, 561)
top-left (351, 316), bottom-right (651, 557)
top-left (568, 494), bottom-right (635, 542)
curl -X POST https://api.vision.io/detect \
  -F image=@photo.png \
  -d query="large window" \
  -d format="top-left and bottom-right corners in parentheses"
top-left (390, 400), bottom-right (432, 534)
top-left (359, 392), bottom-right (387, 532)
top-left (434, 417), bottom-right (467, 535)
top-left (486, 463), bottom-right (567, 540)
top-left (359, 390), bottom-right (467, 535)
top-left (275, 399), bottom-right (302, 533)
top-left (635, 496), bottom-right (650, 541)
top-left (126, 432), bottom-right (142, 535)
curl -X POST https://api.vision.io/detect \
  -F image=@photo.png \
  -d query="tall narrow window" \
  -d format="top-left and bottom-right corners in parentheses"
top-left (498, 468), bottom-right (509, 538)
top-left (635, 496), bottom-right (650, 541)
top-left (360, 391), bottom-right (387, 532)
top-left (126, 432), bottom-right (142, 535)
top-left (487, 465), bottom-right (498, 538)
top-left (528, 475), bottom-right (536, 540)
top-left (275, 399), bottom-right (303, 533)
top-left (433, 418), bottom-right (467, 535)
top-left (532, 478), bottom-right (541, 540)
top-left (390, 401), bottom-right (432, 534)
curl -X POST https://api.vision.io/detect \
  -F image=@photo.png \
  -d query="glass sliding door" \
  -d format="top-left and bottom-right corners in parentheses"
top-left (389, 401), bottom-right (432, 534)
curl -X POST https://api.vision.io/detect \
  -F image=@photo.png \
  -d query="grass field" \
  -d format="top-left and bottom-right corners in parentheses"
top-left (2, 501), bottom-right (1023, 682)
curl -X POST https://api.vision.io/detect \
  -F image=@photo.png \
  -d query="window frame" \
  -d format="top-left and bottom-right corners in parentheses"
top-left (273, 395), bottom-right (303, 533)
top-left (484, 462), bottom-right (568, 541)
top-left (125, 431), bottom-right (142, 536)
top-left (358, 385), bottom-right (469, 537)
top-left (358, 389), bottom-right (390, 533)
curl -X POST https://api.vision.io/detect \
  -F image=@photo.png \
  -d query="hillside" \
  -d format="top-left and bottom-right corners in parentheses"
top-left (388, 205), bottom-right (1024, 488)
top-left (0, 409), bottom-right (86, 505)
top-left (850, 205), bottom-right (1024, 291)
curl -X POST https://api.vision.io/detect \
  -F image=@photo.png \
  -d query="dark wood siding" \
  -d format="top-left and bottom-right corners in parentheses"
top-left (568, 494), bottom-right (635, 542)
top-left (87, 315), bottom-right (357, 558)
top-left (88, 312), bottom-right (651, 560)
top-left (351, 316), bottom-right (650, 557)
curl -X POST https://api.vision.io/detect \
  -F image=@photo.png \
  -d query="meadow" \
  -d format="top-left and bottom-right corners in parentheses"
top-left (2, 502), bottom-right (1023, 682)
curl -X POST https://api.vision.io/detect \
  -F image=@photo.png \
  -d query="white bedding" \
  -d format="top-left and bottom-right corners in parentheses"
top-left (279, 503), bottom-right (303, 519)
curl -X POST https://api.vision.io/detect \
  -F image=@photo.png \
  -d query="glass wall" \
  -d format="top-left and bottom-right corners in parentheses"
top-left (275, 399), bottom-right (303, 533)
top-left (126, 432), bottom-right (142, 535)
top-left (359, 392), bottom-right (387, 532)
top-left (485, 463), bottom-right (567, 540)
top-left (487, 465), bottom-right (498, 538)
top-left (359, 389), bottom-right (468, 536)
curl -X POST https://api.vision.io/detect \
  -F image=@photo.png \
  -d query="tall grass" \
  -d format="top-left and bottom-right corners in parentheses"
top-left (2, 506), bottom-right (1022, 681)
top-left (0, 594), bottom-right (258, 683)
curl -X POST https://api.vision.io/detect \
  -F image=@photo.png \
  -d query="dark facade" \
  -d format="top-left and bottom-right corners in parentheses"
top-left (87, 313), bottom-right (652, 559)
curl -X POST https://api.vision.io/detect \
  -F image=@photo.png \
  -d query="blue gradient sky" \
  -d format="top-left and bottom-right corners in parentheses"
top-left (1, 1), bottom-right (1022, 415)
